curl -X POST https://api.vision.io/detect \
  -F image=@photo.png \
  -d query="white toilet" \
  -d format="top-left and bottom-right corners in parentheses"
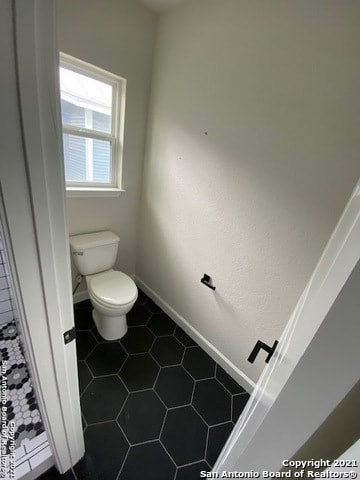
top-left (70, 231), bottom-right (138, 341)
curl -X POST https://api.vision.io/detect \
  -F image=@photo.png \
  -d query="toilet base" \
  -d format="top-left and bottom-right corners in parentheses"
top-left (92, 309), bottom-right (128, 341)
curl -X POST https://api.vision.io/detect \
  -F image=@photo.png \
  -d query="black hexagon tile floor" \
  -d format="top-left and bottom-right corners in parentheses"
top-left (118, 390), bottom-right (166, 444)
top-left (74, 289), bottom-right (250, 480)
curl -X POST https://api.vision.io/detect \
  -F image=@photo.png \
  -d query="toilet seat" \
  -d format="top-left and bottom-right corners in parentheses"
top-left (88, 270), bottom-right (138, 308)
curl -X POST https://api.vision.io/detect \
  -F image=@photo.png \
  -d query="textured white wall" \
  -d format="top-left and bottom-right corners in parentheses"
top-left (137, 0), bottom-right (360, 382)
top-left (57, 0), bottom-right (156, 279)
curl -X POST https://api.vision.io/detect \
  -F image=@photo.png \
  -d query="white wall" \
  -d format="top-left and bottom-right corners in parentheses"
top-left (57, 0), bottom-right (156, 281)
top-left (137, 0), bottom-right (360, 383)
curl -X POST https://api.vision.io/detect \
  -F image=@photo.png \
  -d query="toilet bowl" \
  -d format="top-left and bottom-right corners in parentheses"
top-left (70, 231), bottom-right (138, 341)
top-left (86, 270), bottom-right (138, 340)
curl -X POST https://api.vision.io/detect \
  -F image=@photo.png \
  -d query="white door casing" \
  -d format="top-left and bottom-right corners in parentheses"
top-left (0, 0), bottom-right (84, 473)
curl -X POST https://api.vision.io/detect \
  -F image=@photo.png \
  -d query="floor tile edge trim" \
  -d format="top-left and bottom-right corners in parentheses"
top-left (134, 277), bottom-right (256, 393)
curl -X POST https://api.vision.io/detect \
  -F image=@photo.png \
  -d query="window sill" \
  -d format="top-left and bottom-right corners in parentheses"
top-left (66, 187), bottom-right (125, 198)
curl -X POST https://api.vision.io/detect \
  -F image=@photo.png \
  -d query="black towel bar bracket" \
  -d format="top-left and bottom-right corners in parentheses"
top-left (201, 274), bottom-right (216, 291)
top-left (248, 339), bottom-right (279, 364)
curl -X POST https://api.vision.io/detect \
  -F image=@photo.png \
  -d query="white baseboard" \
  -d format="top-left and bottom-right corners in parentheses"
top-left (135, 276), bottom-right (255, 393)
top-left (73, 288), bottom-right (89, 304)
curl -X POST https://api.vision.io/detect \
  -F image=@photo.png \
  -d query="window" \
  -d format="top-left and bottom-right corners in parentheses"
top-left (59, 53), bottom-right (126, 194)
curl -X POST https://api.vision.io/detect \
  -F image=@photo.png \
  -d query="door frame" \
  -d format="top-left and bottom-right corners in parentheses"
top-left (0, 0), bottom-right (84, 473)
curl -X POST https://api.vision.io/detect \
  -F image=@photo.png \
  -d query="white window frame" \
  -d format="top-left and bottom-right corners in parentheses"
top-left (59, 53), bottom-right (126, 196)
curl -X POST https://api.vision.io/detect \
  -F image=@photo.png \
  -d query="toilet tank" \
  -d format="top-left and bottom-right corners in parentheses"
top-left (70, 231), bottom-right (120, 276)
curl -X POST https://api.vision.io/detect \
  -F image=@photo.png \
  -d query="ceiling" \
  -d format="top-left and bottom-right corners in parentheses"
top-left (137, 0), bottom-right (188, 13)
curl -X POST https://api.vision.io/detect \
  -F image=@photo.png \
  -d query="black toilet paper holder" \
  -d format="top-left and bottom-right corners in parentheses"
top-left (201, 274), bottom-right (216, 291)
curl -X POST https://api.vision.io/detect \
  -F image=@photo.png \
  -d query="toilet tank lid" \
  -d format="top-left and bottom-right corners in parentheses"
top-left (70, 231), bottom-right (120, 250)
